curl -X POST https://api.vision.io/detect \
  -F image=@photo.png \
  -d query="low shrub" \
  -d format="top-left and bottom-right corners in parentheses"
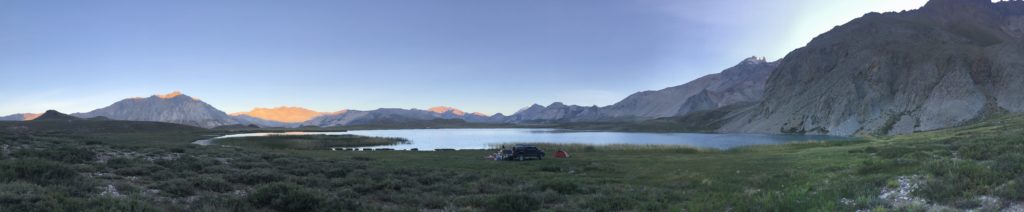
top-left (324, 167), bottom-right (350, 178)
top-left (84, 196), bottom-right (160, 212)
top-left (113, 164), bottom-right (161, 177)
top-left (105, 158), bottom-right (139, 169)
top-left (485, 194), bottom-right (540, 212)
top-left (157, 176), bottom-right (235, 197)
top-left (917, 159), bottom-right (1001, 203)
top-left (993, 154), bottom-right (1024, 178)
top-left (249, 182), bottom-right (325, 212)
top-left (418, 194), bottom-right (447, 209)
top-left (537, 180), bottom-right (581, 194)
top-left (997, 177), bottom-right (1024, 201)
top-left (856, 159), bottom-right (899, 174)
top-left (0, 158), bottom-right (79, 186)
top-left (11, 147), bottom-right (96, 163)
top-left (538, 165), bottom-right (561, 172)
top-left (192, 176), bottom-right (233, 193)
top-left (155, 156), bottom-right (218, 172)
top-left (0, 181), bottom-right (49, 211)
top-left (876, 146), bottom-right (912, 159)
top-left (227, 169), bottom-right (285, 185)
top-left (156, 179), bottom-right (195, 197)
top-left (586, 195), bottom-right (636, 211)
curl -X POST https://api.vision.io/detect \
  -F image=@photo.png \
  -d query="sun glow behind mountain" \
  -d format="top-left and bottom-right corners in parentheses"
top-left (428, 106), bottom-right (466, 116)
top-left (156, 91), bottom-right (185, 99)
top-left (230, 106), bottom-right (326, 123)
top-left (21, 113), bottom-right (40, 121)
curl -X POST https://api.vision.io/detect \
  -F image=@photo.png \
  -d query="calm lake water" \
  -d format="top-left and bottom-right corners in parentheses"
top-left (205, 128), bottom-right (852, 150)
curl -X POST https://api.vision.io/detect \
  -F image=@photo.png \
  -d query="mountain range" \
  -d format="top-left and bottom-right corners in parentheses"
top-left (499, 56), bottom-right (779, 123)
top-left (0, 55), bottom-right (778, 129)
top-left (509, 0), bottom-right (1024, 136)
top-left (3, 0), bottom-right (1022, 136)
top-left (303, 107), bottom-right (497, 127)
top-left (4, 91), bottom-right (502, 128)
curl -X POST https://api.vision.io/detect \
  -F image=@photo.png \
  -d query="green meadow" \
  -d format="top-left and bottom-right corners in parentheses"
top-left (1, 114), bottom-right (1023, 211)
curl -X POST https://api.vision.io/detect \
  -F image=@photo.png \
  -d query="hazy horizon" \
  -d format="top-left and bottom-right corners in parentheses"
top-left (1, 0), bottom-right (931, 115)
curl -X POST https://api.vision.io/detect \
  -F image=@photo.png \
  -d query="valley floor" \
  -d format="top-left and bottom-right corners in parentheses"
top-left (1, 115), bottom-right (1023, 211)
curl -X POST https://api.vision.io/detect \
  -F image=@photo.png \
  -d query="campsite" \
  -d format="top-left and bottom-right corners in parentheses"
top-left (6, 0), bottom-right (1024, 210)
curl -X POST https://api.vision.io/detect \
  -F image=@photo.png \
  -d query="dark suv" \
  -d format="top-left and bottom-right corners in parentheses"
top-left (509, 145), bottom-right (545, 161)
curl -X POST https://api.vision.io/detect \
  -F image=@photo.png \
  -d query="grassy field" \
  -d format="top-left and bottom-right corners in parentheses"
top-left (0, 115), bottom-right (1023, 211)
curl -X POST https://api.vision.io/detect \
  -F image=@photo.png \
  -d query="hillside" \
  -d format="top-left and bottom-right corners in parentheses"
top-left (31, 110), bottom-right (82, 121)
top-left (303, 107), bottom-right (497, 127)
top-left (602, 56), bottom-right (778, 120)
top-left (73, 91), bottom-right (240, 128)
top-left (721, 0), bottom-right (1024, 135)
top-left (500, 57), bottom-right (778, 124)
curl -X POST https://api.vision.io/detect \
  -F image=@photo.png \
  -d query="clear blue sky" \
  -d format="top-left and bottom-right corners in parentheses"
top-left (0, 0), bottom-right (930, 115)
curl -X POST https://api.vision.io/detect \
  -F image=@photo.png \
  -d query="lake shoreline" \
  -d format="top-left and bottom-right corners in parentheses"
top-left (196, 128), bottom-right (855, 151)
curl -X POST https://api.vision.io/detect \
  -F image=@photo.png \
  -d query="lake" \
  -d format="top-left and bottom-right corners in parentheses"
top-left (203, 128), bottom-right (852, 150)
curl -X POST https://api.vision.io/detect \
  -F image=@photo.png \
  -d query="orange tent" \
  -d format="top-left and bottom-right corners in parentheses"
top-left (554, 150), bottom-right (569, 158)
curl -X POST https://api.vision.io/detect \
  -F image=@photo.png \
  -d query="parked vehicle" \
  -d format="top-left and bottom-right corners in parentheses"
top-left (508, 145), bottom-right (545, 161)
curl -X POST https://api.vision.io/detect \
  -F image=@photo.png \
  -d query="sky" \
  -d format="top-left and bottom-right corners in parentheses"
top-left (0, 0), bottom-right (932, 115)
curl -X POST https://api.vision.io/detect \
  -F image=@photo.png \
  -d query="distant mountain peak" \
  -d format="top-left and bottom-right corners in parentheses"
top-left (518, 104), bottom-right (545, 113)
top-left (428, 106), bottom-right (466, 116)
top-left (740, 56), bottom-right (768, 65)
top-left (156, 91), bottom-right (186, 99)
top-left (923, 0), bottom-right (992, 9)
top-left (76, 92), bottom-right (238, 128)
top-left (471, 112), bottom-right (488, 116)
top-left (548, 102), bottom-right (567, 107)
top-left (32, 110), bottom-right (81, 121)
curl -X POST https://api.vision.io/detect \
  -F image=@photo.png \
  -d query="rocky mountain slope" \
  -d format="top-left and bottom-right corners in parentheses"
top-left (501, 56), bottom-right (778, 123)
top-left (601, 57), bottom-right (778, 120)
top-left (303, 106), bottom-right (495, 127)
top-left (501, 103), bottom-right (603, 123)
top-left (720, 0), bottom-right (1024, 135)
top-left (73, 91), bottom-right (240, 128)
